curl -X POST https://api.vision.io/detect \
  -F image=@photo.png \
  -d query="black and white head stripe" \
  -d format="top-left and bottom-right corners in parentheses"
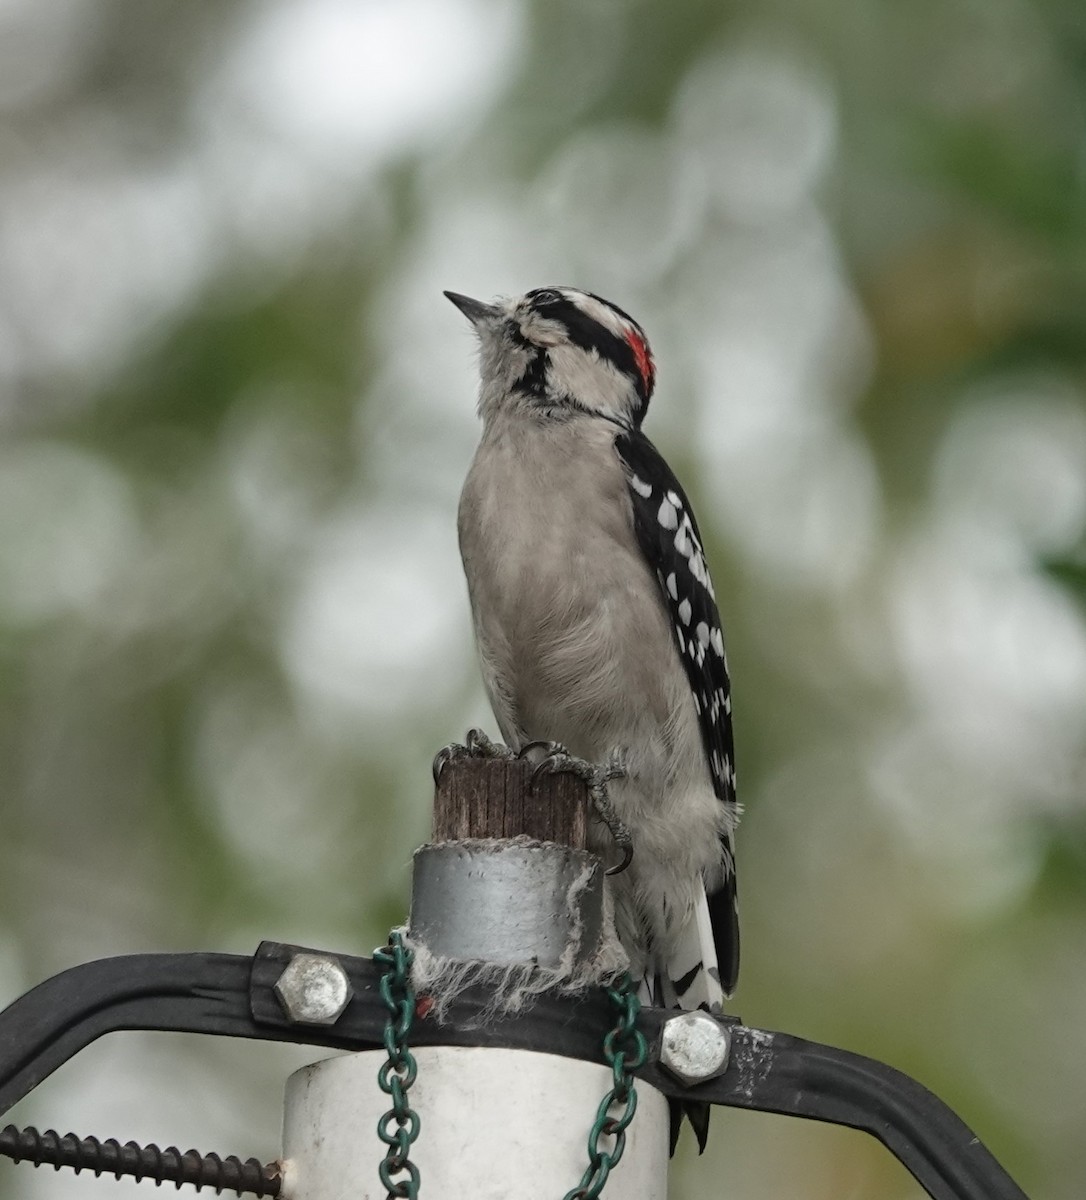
top-left (616, 428), bottom-right (739, 993)
top-left (517, 287), bottom-right (656, 421)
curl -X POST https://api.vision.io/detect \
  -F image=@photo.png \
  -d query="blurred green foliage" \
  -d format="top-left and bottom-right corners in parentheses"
top-left (0, 1), bottom-right (1084, 1198)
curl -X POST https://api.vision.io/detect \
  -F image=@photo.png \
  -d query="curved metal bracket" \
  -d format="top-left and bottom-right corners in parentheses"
top-left (0, 943), bottom-right (1028, 1200)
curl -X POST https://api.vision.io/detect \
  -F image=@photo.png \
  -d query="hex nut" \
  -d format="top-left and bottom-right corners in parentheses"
top-left (274, 953), bottom-right (353, 1026)
top-left (659, 1011), bottom-right (731, 1086)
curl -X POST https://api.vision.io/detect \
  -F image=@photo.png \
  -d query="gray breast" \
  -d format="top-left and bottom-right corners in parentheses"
top-left (457, 415), bottom-right (684, 756)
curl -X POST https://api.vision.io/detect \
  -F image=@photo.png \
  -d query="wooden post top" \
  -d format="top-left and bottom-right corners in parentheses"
top-left (432, 757), bottom-right (589, 849)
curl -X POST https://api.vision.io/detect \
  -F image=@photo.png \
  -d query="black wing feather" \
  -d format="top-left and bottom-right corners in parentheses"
top-left (615, 429), bottom-right (740, 993)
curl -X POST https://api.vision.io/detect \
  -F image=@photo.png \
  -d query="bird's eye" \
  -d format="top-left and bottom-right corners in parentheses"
top-left (529, 288), bottom-right (561, 307)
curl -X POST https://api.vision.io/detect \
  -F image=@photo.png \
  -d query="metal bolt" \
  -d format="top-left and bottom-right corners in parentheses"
top-left (273, 954), bottom-right (353, 1026)
top-left (659, 1011), bottom-right (731, 1086)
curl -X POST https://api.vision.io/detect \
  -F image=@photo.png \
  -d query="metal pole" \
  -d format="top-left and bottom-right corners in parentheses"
top-left (278, 756), bottom-right (668, 1200)
top-left (281, 1047), bottom-right (667, 1200)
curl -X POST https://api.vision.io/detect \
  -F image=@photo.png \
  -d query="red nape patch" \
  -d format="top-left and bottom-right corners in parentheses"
top-left (626, 330), bottom-right (655, 395)
top-left (415, 995), bottom-right (435, 1020)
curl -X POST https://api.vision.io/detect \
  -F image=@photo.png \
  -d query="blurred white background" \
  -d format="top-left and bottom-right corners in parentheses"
top-left (1, 1), bottom-right (1085, 1197)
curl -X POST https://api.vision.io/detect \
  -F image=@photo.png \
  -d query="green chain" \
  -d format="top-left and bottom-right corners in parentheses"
top-left (373, 941), bottom-right (645, 1200)
top-left (374, 931), bottom-right (421, 1200)
top-left (563, 973), bottom-right (648, 1200)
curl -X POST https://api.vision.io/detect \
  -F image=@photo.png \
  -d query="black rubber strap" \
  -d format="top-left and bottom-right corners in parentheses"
top-left (0, 943), bottom-right (1028, 1200)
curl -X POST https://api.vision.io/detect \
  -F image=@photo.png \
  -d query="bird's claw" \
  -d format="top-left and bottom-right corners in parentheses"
top-left (529, 748), bottom-right (634, 874)
top-left (518, 739), bottom-right (568, 767)
top-left (529, 750), bottom-right (572, 785)
top-left (432, 728), bottom-right (515, 783)
top-left (607, 840), bottom-right (634, 877)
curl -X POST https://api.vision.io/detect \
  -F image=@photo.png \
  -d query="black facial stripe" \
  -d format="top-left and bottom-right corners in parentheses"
top-left (509, 325), bottom-right (548, 397)
top-left (526, 286), bottom-right (643, 334)
top-left (515, 351), bottom-right (548, 398)
top-left (538, 297), bottom-right (637, 375)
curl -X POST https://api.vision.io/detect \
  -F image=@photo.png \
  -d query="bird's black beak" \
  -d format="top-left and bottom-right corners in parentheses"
top-left (444, 290), bottom-right (500, 327)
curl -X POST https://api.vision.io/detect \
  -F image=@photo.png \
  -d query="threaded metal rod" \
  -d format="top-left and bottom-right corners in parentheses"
top-left (0, 1126), bottom-right (281, 1196)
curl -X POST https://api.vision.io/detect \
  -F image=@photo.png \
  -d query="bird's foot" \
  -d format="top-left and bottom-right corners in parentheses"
top-left (516, 739), bottom-right (569, 766)
top-left (432, 728), bottom-right (516, 783)
top-left (530, 748), bottom-right (634, 876)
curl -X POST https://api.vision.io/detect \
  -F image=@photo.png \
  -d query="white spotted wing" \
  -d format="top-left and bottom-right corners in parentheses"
top-left (615, 429), bottom-right (739, 992)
